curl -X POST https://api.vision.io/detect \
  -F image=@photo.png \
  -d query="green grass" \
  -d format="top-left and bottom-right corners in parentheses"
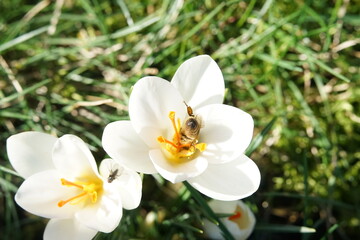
top-left (1, 0), bottom-right (359, 239)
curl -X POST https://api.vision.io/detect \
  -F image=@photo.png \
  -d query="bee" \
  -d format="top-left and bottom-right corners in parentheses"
top-left (180, 102), bottom-right (203, 146)
top-left (107, 166), bottom-right (124, 183)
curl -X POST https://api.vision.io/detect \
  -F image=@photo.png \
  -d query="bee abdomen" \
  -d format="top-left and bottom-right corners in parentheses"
top-left (180, 132), bottom-right (196, 142)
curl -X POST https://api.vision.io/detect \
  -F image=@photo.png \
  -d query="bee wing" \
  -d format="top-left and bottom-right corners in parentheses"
top-left (195, 115), bottom-right (204, 128)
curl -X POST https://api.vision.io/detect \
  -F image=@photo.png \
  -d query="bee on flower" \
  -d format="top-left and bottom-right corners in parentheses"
top-left (103, 55), bottom-right (260, 201)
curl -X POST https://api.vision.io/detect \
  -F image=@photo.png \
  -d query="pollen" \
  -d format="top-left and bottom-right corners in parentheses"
top-left (157, 111), bottom-right (206, 162)
top-left (57, 178), bottom-right (103, 207)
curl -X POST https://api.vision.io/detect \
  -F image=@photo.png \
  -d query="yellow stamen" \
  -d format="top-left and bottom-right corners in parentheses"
top-left (195, 143), bottom-right (207, 152)
top-left (60, 178), bottom-right (83, 188)
top-left (57, 178), bottom-right (101, 207)
top-left (169, 111), bottom-right (181, 143)
top-left (58, 192), bottom-right (87, 207)
top-left (157, 111), bottom-right (206, 162)
top-left (157, 136), bottom-right (178, 149)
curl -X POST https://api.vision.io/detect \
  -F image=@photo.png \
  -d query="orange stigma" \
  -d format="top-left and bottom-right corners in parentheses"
top-left (228, 211), bottom-right (242, 221)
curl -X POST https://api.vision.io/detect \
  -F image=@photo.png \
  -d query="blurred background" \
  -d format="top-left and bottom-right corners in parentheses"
top-left (0, 0), bottom-right (359, 239)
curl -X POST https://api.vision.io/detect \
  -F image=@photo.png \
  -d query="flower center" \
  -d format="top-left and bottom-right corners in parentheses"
top-left (228, 206), bottom-right (249, 230)
top-left (157, 109), bottom-right (206, 163)
top-left (57, 178), bottom-right (103, 207)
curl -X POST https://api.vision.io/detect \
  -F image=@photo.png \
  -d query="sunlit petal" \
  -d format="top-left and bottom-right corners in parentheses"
top-left (52, 135), bottom-right (99, 178)
top-left (6, 132), bottom-right (57, 178)
top-left (44, 218), bottom-right (97, 240)
top-left (76, 194), bottom-right (123, 233)
top-left (129, 76), bottom-right (186, 148)
top-left (171, 55), bottom-right (225, 109)
top-left (99, 159), bottom-right (142, 210)
top-left (149, 149), bottom-right (208, 183)
top-left (15, 170), bottom-right (80, 219)
top-left (198, 104), bottom-right (254, 164)
top-left (102, 121), bottom-right (157, 174)
top-left (188, 154), bottom-right (260, 200)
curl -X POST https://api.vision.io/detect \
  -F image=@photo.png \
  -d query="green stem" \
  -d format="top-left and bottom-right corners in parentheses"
top-left (183, 181), bottom-right (235, 240)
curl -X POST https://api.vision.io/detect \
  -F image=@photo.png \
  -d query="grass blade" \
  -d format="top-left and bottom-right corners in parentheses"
top-left (0, 79), bottom-right (51, 106)
top-left (255, 53), bottom-right (303, 72)
top-left (0, 26), bottom-right (49, 53)
top-left (296, 45), bottom-right (351, 82)
top-left (116, 0), bottom-right (134, 26)
top-left (246, 117), bottom-right (277, 156)
top-left (256, 224), bottom-right (316, 233)
top-left (0, 166), bottom-right (21, 177)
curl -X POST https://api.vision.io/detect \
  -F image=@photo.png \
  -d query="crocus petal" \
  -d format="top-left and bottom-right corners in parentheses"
top-left (99, 159), bottom-right (142, 210)
top-left (208, 199), bottom-right (237, 213)
top-left (129, 76), bottom-right (186, 148)
top-left (149, 149), bottom-right (208, 183)
top-left (203, 219), bottom-right (224, 240)
top-left (102, 121), bottom-right (157, 174)
top-left (204, 218), bottom-right (247, 240)
top-left (75, 193), bottom-right (123, 233)
top-left (116, 170), bottom-right (142, 210)
top-left (171, 55), bottom-right (225, 109)
top-left (188, 154), bottom-right (260, 200)
top-left (44, 218), bottom-right (97, 240)
top-left (98, 158), bottom-right (122, 180)
top-left (205, 200), bottom-right (256, 240)
top-left (6, 132), bottom-right (57, 178)
top-left (52, 135), bottom-right (99, 179)
top-left (228, 201), bottom-right (256, 240)
top-left (203, 200), bottom-right (246, 240)
top-left (197, 104), bottom-right (254, 164)
top-left (15, 170), bottom-right (81, 219)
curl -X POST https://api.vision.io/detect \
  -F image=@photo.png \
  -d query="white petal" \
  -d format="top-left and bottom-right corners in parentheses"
top-left (207, 200), bottom-right (256, 240)
top-left (102, 121), bottom-right (157, 174)
top-left (99, 159), bottom-right (142, 210)
top-left (208, 199), bottom-right (237, 213)
top-left (75, 193), bottom-right (123, 233)
top-left (52, 135), bottom-right (99, 179)
top-left (99, 158), bottom-right (122, 181)
top-left (6, 132), bottom-right (57, 178)
top-left (15, 170), bottom-right (81, 219)
top-left (117, 169), bottom-right (142, 210)
top-left (188, 154), bottom-right (260, 200)
top-left (203, 218), bottom-right (224, 239)
top-left (204, 200), bottom-right (256, 240)
top-left (171, 55), bottom-right (225, 109)
top-left (204, 219), bottom-right (247, 240)
top-left (197, 104), bottom-right (254, 164)
top-left (149, 149), bottom-right (208, 183)
top-left (230, 201), bottom-right (256, 240)
top-left (44, 218), bottom-right (97, 240)
top-left (129, 76), bottom-right (186, 148)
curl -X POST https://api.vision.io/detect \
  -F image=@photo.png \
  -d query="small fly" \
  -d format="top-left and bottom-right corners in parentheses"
top-left (107, 166), bottom-right (123, 183)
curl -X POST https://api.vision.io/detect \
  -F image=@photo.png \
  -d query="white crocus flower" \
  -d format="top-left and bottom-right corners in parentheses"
top-left (7, 132), bottom-right (142, 240)
top-left (103, 55), bottom-right (260, 200)
top-left (204, 200), bottom-right (256, 240)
